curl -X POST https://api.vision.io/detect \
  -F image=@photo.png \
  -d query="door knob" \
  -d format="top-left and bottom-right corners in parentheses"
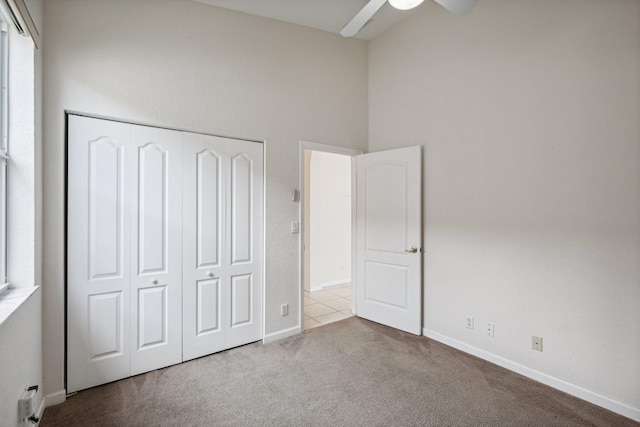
top-left (151, 278), bottom-right (159, 285)
top-left (405, 246), bottom-right (420, 253)
top-left (207, 271), bottom-right (215, 278)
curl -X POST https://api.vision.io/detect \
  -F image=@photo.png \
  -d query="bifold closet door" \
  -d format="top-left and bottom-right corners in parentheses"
top-left (68, 115), bottom-right (263, 391)
top-left (68, 116), bottom-right (183, 392)
top-left (129, 125), bottom-right (183, 375)
top-left (182, 133), bottom-right (263, 361)
top-left (67, 116), bottom-right (133, 392)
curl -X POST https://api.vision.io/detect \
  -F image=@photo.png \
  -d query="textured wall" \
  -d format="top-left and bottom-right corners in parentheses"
top-left (369, 0), bottom-right (639, 413)
top-left (42, 0), bottom-right (367, 397)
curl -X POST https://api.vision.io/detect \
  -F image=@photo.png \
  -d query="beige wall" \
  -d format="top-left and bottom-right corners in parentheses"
top-left (42, 0), bottom-right (367, 397)
top-left (309, 151), bottom-right (352, 290)
top-left (369, 0), bottom-right (639, 412)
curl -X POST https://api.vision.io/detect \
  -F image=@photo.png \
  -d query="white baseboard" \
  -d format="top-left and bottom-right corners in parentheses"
top-left (423, 328), bottom-right (640, 423)
top-left (310, 278), bottom-right (351, 292)
top-left (263, 325), bottom-right (301, 344)
top-left (44, 389), bottom-right (66, 407)
top-left (33, 395), bottom-right (46, 426)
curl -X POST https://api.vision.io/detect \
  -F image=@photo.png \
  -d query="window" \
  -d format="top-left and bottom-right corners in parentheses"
top-left (0, 22), bottom-right (7, 295)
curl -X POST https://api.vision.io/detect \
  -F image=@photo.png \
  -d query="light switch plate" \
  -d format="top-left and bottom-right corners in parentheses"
top-left (291, 221), bottom-right (299, 234)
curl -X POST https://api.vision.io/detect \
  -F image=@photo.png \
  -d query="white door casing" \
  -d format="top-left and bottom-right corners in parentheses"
top-left (67, 116), bottom-right (132, 392)
top-left (356, 146), bottom-right (422, 335)
top-left (182, 133), bottom-right (263, 359)
top-left (129, 125), bottom-right (183, 375)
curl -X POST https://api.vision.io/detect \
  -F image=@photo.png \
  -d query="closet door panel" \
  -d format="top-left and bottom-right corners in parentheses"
top-left (226, 140), bottom-right (263, 348)
top-left (130, 125), bottom-right (183, 375)
top-left (230, 154), bottom-right (252, 264)
top-left (182, 133), bottom-right (227, 361)
top-left (67, 115), bottom-right (132, 393)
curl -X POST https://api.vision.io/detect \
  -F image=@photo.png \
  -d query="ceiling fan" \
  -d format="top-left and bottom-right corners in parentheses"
top-left (341, 0), bottom-right (477, 37)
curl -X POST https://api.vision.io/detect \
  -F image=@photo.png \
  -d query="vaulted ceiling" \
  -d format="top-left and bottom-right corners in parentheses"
top-left (191, 0), bottom-right (419, 40)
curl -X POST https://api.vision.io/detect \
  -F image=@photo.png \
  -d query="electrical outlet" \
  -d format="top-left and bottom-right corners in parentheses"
top-left (532, 336), bottom-right (543, 352)
top-left (486, 322), bottom-right (495, 337)
top-left (465, 316), bottom-right (474, 329)
top-left (280, 304), bottom-right (289, 316)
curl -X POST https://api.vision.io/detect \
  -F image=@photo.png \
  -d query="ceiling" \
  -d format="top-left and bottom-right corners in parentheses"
top-left (191, 0), bottom-right (419, 41)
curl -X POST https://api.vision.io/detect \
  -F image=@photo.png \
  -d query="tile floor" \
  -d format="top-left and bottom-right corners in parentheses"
top-left (304, 283), bottom-right (354, 330)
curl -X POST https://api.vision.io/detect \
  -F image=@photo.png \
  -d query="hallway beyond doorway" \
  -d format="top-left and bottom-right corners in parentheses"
top-left (303, 284), bottom-right (354, 330)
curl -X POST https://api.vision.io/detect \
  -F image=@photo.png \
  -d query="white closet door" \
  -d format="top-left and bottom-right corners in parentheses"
top-left (226, 140), bottom-right (263, 348)
top-left (182, 134), bottom-right (263, 358)
top-left (182, 133), bottom-right (227, 361)
top-left (130, 125), bottom-right (183, 375)
top-left (68, 116), bottom-right (263, 389)
top-left (67, 116), bottom-right (133, 393)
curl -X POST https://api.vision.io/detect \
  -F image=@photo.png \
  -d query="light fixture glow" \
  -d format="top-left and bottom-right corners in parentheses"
top-left (388, 0), bottom-right (425, 10)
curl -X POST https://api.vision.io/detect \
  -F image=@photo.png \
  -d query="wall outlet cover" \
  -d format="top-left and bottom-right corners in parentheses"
top-left (465, 316), bottom-right (474, 329)
top-left (486, 322), bottom-right (495, 337)
top-left (532, 336), bottom-right (543, 352)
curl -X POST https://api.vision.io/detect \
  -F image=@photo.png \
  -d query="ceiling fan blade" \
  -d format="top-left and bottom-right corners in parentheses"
top-left (341, 0), bottom-right (388, 37)
top-left (433, 0), bottom-right (477, 16)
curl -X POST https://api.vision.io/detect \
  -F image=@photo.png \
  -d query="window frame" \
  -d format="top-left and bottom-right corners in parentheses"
top-left (0, 21), bottom-right (8, 294)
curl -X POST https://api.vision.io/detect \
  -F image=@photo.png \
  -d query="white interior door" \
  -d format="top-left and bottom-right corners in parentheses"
top-left (226, 139), bottom-right (263, 348)
top-left (182, 133), bottom-right (263, 360)
top-left (355, 146), bottom-right (422, 335)
top-left (67, 116), bottom-right (133, 393)
top-left (130, 125), bottom-right (183, 375)
top-left (182, 133), bottom-right (227, 361)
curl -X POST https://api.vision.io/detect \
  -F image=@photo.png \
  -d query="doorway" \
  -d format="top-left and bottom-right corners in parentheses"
top-left (299, 142), bottom-right (362, 331)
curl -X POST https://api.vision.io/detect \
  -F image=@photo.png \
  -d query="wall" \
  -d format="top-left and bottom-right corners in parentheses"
top-left (0, 0), bottom-right (44, 424)
top-left (369, 0), bottom-right (639, 416)
top-left (42, 0), bottom-right (367, 399)
top-left (309, 151), bottom-right (352, 290)
top-left (0, 290), bottom-right (43, 426)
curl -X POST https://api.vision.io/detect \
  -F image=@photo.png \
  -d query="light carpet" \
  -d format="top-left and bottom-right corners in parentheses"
top-left (41, 317), bottom-right (638, 426)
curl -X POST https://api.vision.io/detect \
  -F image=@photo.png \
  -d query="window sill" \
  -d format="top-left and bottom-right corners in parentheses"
top-left (0, 286), bottom-right (38, 328)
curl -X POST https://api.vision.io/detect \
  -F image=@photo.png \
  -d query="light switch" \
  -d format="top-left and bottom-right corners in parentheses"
top-left (290, 221), bottom-right (299, 234)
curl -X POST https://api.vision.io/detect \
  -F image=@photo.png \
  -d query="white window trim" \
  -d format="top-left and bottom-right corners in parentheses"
top-left (0, 21), bottom-right (8, 293)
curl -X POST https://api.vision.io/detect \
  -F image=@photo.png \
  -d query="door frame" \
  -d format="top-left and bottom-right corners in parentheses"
top-left (298, 141), bottom-right (363, 332)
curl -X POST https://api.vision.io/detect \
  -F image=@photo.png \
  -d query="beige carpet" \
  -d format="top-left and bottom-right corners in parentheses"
top-left (42, 317), bottom-right (637, 426)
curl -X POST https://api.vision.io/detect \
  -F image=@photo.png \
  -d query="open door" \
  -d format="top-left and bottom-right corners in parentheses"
top-left (355, 146), bottom-right (422, 335)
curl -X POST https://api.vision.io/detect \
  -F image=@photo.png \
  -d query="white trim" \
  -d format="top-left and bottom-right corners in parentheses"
top-left (34, 394), bottom-right (46, 425)
top-left (298, 141), bottom-right (363, 334)
top-left (44, 389), bottom-right (66, 407)
top-left (262, 139), bottom-right (267, 344)
top-left (0, 285), bottom-right (37, 327)
top-left (263, 325), bottom-right (301, 344)
top-left (310, 278), bottom-right (351, 292)
top-left (423, 328), bottom-right (640, 423)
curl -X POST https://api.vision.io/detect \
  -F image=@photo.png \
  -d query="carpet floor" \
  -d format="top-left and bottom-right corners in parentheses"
top-left (41, 317), bottom-right (637, 426)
